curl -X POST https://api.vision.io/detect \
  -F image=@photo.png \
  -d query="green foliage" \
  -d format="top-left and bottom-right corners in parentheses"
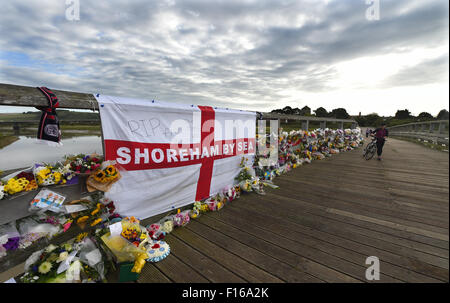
top-left (0, 110), bottom-right (99, 121)
top-left (437, 109), bottom-right (449, 120)
top-left (314, 107), bottom-right (328, 117)
top-left (394, 109), bottom-right (412, 120)
top-left (329, 108), bottom-right (350, 119)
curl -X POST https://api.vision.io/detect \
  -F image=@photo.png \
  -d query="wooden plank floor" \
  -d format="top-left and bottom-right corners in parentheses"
top-left (137, 136), bottom-right (449, 283)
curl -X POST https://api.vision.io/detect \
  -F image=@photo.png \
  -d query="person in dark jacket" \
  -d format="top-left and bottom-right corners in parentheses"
top-left (371, 123), bottom-right (389, 160)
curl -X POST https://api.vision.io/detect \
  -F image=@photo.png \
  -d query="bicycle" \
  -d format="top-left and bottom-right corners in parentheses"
top-left (363, 137), bottom-right (377, 160)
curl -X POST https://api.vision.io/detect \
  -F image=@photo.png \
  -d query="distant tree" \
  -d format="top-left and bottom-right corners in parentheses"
top-left (314, 107), bottom-right (329, 117)
top-left (281, 106), bottom-right (294, 115)
top-left (366, 113), bottom-right (381, 126)
top-left (394, 109), bottom-right (412, 120)
top-left (437, 109), bottom-right (449, 120)
top-left (300, 106), bottom-right (311, 116)
top-left (329, 108), bottom-right (350, 119)
top-left (292, 107), bottom-right (302, 115)
top-left (417, 112), bottom-right (434, 120)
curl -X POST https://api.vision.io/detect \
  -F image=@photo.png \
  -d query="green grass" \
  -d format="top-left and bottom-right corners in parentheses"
top-left (60, 124), bottom-right (101, 131)
top-left (0, 135), bottom-right (19, 149)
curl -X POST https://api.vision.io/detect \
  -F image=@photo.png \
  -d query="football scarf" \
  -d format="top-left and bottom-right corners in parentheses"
top-left (36, 86), bottom-right (61, 145)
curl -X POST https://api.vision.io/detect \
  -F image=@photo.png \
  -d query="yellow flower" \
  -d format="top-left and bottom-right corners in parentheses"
top-left (90, 218), bottom-right (102, 226)
top-left (38, 261), bottom-right (52, 274)
top-left (200, 204), bottom-right (209, 212)
top-left (91, 208), bottom-right (99, 216)
top-left (77, 216), bottom-right (89, 224)
top-left (53, 172), bottom-right (62, 183)
top-left (75, 232), bottom-right (88, 242)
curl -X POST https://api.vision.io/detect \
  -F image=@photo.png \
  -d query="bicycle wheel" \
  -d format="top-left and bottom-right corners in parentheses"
top-left (364, 144), bottom-right (376, 160)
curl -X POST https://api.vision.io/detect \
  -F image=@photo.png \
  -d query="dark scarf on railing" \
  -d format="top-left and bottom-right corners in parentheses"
top-left (36, 86), bottom-right (61, 144)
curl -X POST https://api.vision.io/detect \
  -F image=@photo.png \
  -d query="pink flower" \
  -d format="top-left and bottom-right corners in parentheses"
top-left (63, 221), bottom-right (72, 232)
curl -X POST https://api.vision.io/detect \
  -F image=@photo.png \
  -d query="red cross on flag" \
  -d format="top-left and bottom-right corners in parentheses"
top-left (96, 95), bottom-right (256, 219)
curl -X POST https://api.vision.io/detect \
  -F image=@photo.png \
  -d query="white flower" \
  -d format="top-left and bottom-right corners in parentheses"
top-left (45, 244), bottom-right (57, 253)
top-left (57, 251), bottom-right (69, 263)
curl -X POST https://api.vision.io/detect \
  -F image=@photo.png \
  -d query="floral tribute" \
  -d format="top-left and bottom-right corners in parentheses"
top-left (19, 235), bottom-right (108, 283)
top-left (66, 154), bottom-right (103, 175)
top-left (1, 127), bottom-right (364, 282)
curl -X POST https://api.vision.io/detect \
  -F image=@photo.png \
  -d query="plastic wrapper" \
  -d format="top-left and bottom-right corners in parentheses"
top-left (24, 249), bottom-right (45, 272)
top-left (17, 217), bottom-right (60, 249)
top-left (78, 238), bottom-right (105, 280)
top-left (239, 180), bottom-right (252, 192)
top-left (101, 232), bottom-right (148, 263)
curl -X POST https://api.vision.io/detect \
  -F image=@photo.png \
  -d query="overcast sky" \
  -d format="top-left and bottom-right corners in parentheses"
top-left (0, 0), bottom-right (448, 116)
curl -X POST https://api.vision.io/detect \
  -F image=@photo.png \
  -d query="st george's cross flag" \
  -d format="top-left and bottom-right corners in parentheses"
top-left (95, 95), bottom-right (256, 219)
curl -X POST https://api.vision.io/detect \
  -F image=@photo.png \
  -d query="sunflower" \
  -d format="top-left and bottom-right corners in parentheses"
top-left (93, 170), bottom-right (106, 182)
top-left (105, 165), bottom-right (116, 175)
top-left (38, 261), bottom-right (52, 274)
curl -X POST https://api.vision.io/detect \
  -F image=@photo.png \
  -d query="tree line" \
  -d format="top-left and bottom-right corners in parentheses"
top-left (270, 106), bottom-right (449, 127)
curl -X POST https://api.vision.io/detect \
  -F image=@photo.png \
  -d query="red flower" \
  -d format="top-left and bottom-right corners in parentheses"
top-left (151, 243), bottom-right (160, 249)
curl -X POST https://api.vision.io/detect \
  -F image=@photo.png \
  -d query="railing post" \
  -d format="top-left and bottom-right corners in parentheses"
top-left (320, 121), bottom-right (326, 129)
top-left (12, 122), bottom-right (20, 135)
top-left (338, 121), bottom-right (344, 129)
top-left (438, 122), bottom-right (445, 134)
top-left (301, 120), bottom-right (309, 130)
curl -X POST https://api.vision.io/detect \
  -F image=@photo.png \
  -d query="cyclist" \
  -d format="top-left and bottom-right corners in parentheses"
top-left (371, 123), bottom-right (389, 160)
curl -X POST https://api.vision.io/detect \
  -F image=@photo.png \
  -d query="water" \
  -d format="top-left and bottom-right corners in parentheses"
top-left (0, 135), bottom-right (103, 171)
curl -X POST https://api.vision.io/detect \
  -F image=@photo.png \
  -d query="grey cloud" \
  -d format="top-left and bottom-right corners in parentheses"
top-left (0, 0), bottom-right (448, 114)
top-left (381, 54), bottom-right (449, 88)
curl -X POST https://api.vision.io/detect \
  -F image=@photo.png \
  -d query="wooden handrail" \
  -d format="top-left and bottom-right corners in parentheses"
top-left (0, 83), bottom-right (99, 110)
top-left (0, 83), bottom-right (358, 125)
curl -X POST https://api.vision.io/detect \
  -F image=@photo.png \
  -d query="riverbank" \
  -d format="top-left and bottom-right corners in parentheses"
top-left (0, 135), bottom-right (19, 149)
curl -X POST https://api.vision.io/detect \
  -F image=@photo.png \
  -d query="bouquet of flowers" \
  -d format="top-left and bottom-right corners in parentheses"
top-left (34, 164), bottom-right (66, 186)
top-left (173, 210), bottom-right (190, 227)
top-left (17, 215), bottom-right (63, 249)
top-left (65, 154), bottom-right (103, 175)
top-left (19, 235), bottom-right (107, 283)
top-left (86, 162), bottom-right (121, 193)
top-left (189, 201), bottom-right (203, 219)
top-left (100, 217), bottom-right (151, 273)
top-left (69, 202), bottom-right (105, 229)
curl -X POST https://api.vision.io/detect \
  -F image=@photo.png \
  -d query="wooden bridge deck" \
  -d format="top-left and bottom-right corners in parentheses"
top-left (137, 137), bottom-right (449, 283)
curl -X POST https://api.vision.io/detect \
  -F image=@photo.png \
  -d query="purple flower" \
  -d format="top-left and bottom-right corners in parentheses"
top-left (3, 237), bottom-right (20, 251)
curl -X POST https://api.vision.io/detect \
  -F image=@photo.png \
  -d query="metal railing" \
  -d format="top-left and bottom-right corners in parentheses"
top-left (387, 120), bottom-right (449, 146)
